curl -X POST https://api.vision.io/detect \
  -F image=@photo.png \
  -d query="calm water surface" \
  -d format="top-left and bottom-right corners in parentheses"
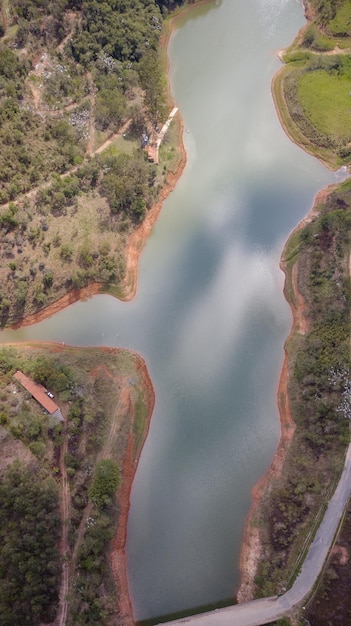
top-left (0, 0), bottom-right (340, 621)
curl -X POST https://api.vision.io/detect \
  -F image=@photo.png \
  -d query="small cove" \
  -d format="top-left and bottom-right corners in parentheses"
top-left (0, 0), bottom-right (339, 622)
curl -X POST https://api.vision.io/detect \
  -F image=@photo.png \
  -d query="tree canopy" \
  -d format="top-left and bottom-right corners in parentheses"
top-left (0, 463), bottom-right (61, 625)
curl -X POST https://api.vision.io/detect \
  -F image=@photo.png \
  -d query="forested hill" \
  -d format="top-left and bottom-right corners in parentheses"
top-left (9, 0), bottom-right (184, 124)
top-left (0, 0), bottom-right (188, 325)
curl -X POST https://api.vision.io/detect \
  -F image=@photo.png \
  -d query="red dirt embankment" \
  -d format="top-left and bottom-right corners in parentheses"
top-left (12, 9), bottom-right (187, 626)
top-left (237, 317), bottom-right (296, 603)
top-left (10, 282), bottom-right (104, 329)
top-left (119, 121), bottom-right (187, 302)
top-left (109, 357), bottom-right (155, 626)
top-left (237, 185), bottom-right (334, 603)
top-left (10, 116), bottom-right (186, 329)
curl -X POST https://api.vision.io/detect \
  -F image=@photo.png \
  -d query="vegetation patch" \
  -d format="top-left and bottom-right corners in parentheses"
top-left (0, 0), bottom-right (186, 326)
top-left (328, 0), bottom-right (351, 35)
top-left (274, 1), bottom-right (351, 168)
top-left (252, 185), bottom-right (351, 599)
top-left (277, 56), bottom-right (351, 167)
top-left (90, 459), bottom-right (120, 509)
top-left (310, 0), bottom-right (351, 35)
top-left (298, 68), bottom-right (351, 142)
top-left (0, 343), bottom-right (154, 625)
top-left (0, 462), bottom-right (60, 626)
top-left (305, 499), bottom-right (351, 624)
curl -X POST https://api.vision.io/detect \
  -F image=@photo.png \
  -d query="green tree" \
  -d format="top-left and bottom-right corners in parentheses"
top-left (90, 459), bottom-right (120, 509)
top-left (0, 462), bottom-right (61, 625)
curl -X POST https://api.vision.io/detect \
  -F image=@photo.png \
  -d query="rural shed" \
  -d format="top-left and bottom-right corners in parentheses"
top-left (14, 371), bottom-right (64, 422)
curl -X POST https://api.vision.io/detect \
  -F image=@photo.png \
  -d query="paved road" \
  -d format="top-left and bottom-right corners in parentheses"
top-left (160, 443), bottom-right (351, 626)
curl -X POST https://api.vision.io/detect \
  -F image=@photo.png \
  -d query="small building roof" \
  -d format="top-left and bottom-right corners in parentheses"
top-left (14, 370), bottom-right (59, 415)
top-left (145, 143), bottom-right (159, 164)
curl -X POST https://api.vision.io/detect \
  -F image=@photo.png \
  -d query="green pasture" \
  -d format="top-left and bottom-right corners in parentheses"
top-left (298, 69), bottom-right (351, 142)
top-left (105, 134), bottom-right (139, 156)
top-left (328, 0), bottom-right (351, 35)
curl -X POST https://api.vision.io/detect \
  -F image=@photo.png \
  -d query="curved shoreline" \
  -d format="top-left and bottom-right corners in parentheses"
top-left (5, 33), bottom-right (186, 626)
top-left (4, 0), bottom-right (329, 620)
top-left (237, 350), bottom-right (296, 603)
top-left (271, 1), bottom-right (346, 174)
top-left (10, 119), bottom-right (187, 329)
top-left (237, 0), bottom-right (345, 598)
top-left (9, 2), bottom-right (219, 330)
top-left (118, 114), bottom-right (187, 302)
top-left (3, 341), bottom-right (155, 626)
top-left (110, 355), bottom-right (155, 626)
top-left (271, 65), bottom-right (339, 173)
top-left (5, 5), bottom-right (192, 625)
top-left (237, 181), bottom-right (336, 602)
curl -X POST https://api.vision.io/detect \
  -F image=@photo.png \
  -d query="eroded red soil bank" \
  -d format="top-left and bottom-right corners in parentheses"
top-left (237, 185), bottom-right (336, 602)
top-left (110, 357), bottom-right (155, 625)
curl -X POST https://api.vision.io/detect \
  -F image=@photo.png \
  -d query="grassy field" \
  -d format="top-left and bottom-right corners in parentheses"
top-left (327, 0), bottom-right (351, 35)
top-left (272, 68), bottom-right (342, 168)
top-left (272, 59), bottom-right (351, 169)
top-left (273, 0), bottom-right (351, 169)
top-left (298, 70), bottom-right (351, 141)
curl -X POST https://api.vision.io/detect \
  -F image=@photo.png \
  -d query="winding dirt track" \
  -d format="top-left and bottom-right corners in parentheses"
top-left (57, 423), bottom-right (70, 626)
top-left (69, 375), bottom-right (131, 578)
top-left (53, 368), bottom-right (137, 626)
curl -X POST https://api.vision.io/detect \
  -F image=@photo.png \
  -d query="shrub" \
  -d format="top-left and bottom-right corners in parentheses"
top-left (89, 459), bottom-right (120, 509)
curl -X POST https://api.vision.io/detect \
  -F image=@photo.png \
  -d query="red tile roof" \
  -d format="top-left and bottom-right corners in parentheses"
top-left (14, 371), bottom-right (59, 414)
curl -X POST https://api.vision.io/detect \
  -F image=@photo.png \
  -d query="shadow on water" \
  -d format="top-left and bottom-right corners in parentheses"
top-left (172, 0), bottom-right (222, 31)
top-left (138, 596), bottom-right (236, 626)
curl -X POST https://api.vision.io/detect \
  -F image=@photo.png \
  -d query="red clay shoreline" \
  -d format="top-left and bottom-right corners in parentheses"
top-left (4, 0), bottom-right (326, 621)
top-left (19, 128), bottom-right (186, 625)
top-left (110, 356), bottom-right (156, 626)
top-left (10, 341), bottom-right (154, 626)
top-left (4, 4), bottom-right (197, 625)
top-left (9, 0), bottom-right (214, 330)
top-left (237, 0), bottom-right (341, 596)
top-left (237, 181), bottom-right (339, 602)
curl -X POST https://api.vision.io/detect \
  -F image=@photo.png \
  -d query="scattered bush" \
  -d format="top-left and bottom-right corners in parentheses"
top-left (90, 459), bottom-right (120, 509)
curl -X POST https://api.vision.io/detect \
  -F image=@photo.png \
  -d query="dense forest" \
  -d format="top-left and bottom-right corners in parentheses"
top-left (0, 462), bottom-right (61, 625)
top-left (0, 0), bottom-right (184, 202)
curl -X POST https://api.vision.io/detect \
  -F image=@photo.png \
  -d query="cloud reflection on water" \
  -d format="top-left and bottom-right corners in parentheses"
top-left (172, 237), bottom-right (287, 395)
